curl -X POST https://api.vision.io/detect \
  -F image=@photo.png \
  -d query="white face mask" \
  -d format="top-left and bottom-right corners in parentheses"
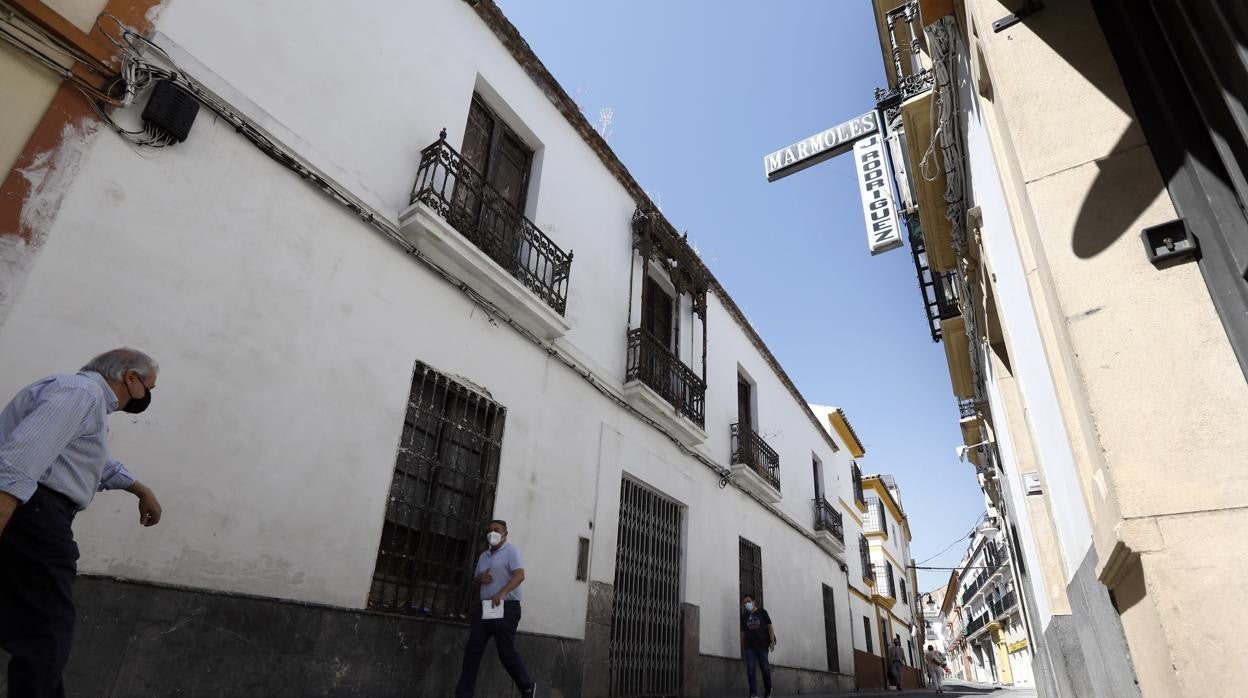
top-left (487, 531), bottom-right (503, 546)
top-left (744, 601), bottom-right (755, 612)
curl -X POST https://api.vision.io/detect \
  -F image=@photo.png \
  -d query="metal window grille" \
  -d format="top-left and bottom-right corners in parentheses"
top-left (864, 616), bottom-right (874, 654)
top-left (860, 535), bottom-right (874, 582)
top-left (852, 462), bottom-right (865, 505)
top-left (864, 497), bottom-right (887, 534)
top-left (738, 537), bottom-right (764, 608)
top-left (822, 584), bottom-right (840, 672)
top-left (367, 363), bottom-right (505, 620)
top-left (610, 478), bottom-right (683, 698)
top-left (899, 578), bottom-right (908, 604)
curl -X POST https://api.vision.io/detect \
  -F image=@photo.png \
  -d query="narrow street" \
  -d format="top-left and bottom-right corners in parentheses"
top-left (777, 680), bottom-right (1037, 698)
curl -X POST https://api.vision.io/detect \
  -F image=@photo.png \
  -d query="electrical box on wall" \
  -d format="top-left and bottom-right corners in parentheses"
top-left (1023, 471), bottom-right (1043, 495)
top-left (141, 80), bottom-right (199, 143)
top-left (1141, 218), bottom-right (1199, 268)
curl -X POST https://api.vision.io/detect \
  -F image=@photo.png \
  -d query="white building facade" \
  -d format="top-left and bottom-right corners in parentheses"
top-left (0, 1), bottom-right (894, 696)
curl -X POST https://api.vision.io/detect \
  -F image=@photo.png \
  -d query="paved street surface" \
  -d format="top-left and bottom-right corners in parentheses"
top-left (772, 679), bottom-right (1038, 698)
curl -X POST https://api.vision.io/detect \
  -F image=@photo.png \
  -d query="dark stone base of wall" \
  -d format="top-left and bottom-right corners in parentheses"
top-left (1039, 548), bottom-right (1141, 698)
top-left (697, 653), bottom-right (855, 697)
top-left (0, 576), bottom-right (583, 697)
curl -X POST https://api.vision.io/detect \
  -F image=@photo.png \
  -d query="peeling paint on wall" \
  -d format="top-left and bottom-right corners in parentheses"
top-left (0, 119), bottom-right (100, 330)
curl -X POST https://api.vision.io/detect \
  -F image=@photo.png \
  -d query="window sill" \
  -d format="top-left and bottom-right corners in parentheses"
top-left (399, 201), bottom-right (571, 340)
top-left (728, 462), bottom-right (781, 503)
top-left (621, 379), bottom-right (707, 446)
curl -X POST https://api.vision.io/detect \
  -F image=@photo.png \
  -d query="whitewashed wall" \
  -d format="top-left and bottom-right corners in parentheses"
top-left (0, 0), bottom-right (873, 675)
top-left (958, 53), bottom-right (1083, 631)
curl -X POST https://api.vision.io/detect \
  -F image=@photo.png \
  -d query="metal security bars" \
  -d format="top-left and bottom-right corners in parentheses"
top-left (822, 584), bottom-right (840, 672)
top-left (625, 328), bottom-right (707, 427)
top-left (410, 134), bottom-right (573, 314)
top-left (860, 535), bottom-right (875, 582)
top-left (731, 423), bottom-right (781, 491)
top-left (738, 537), bottom-right (764, 609)
top-left (368, 363), bottom-right (505, 619)
top-left (874, 564), bottom-right (896, 598)
top-left (852, 462), bottom-right (866, 506)
top-left (813, 497), bottom-right (845, 543)
top-left (610, 478), bottom-right (683, 698)
top-left (864, 497), bottom-right (887, 534)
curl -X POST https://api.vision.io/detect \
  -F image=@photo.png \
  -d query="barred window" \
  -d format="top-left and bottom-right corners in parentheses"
top-left (739, 537), bottom-right (764, 608)
top-left (368, 363), bottom-right (505, 620)
top-left (863, 616), bottom-right (873, 654)
top-left (864, 496), bottom-right (886, 534)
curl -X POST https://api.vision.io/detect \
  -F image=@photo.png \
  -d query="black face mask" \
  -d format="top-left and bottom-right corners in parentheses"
top-left (123, 375), bottom-right (153, 414)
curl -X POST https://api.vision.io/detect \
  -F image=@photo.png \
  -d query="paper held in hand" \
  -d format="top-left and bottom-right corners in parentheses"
top-left (482, 600), bottom-right (504, 620)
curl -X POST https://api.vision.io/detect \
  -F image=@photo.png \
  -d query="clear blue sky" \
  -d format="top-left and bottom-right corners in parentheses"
top-left (499, 0), bottom-right (984, 592)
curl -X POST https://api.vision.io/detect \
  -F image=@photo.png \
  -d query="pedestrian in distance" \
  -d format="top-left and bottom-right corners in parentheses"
top-left (739, 593), bottom-right (776, 698)
top-left (0, 348), bottom-right (165, 698)
top-left (455, 519), bottom-right (537, 698)
top-left (887, 634), bottom-right (905, 691)
top-left (925, 643), bottom-right (947, 693)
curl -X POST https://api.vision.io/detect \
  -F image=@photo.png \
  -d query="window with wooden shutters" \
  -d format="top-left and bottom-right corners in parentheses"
top-left (454, 96), bottom-right (532, 220)
top-left (822, 584), bottom-right (840, 671)
top-left (738, 537), bottom-right (764, 608)
top-left (641, 275), bottom-right (675, 351)
top-left (368, 363), bottom-right (505, 620)
top-left (737, 376), bottom-right (753, 431)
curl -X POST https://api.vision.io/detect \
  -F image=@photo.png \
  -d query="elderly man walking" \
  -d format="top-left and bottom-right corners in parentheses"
top-left (0, 348), bottom-right (164, 698)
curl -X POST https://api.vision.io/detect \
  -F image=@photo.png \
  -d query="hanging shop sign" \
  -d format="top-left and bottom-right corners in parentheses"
top-left (762, 111), bottom-right (879, 182)
top-left (854, 132), bottom-right (904, 255)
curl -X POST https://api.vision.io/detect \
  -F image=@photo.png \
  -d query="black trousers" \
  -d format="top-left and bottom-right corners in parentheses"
top-left (0, 487), bottom-right (79, 698)
top-left (454, 600), bottom-right (533, 698)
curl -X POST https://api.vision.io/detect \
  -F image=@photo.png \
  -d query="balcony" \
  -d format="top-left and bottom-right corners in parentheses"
top-left (812, 497), bottom-right (845, 554)
top-left (864, 498), bottom-right (888, 538)
top-left (873, 563), bottom-right (896, 600)
top-left (730, 423), bottom-right (781, 502)
top-left (965, 613), bottom-right (988, 638)
top-left (623, 328), bottom-right (707, 445)
top-left (400, 135), bottom-right (573, 339)
top-left (991, 591), bottom-right (1018, 619)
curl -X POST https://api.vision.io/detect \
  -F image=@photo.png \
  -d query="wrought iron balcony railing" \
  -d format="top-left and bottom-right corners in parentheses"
top-left (959, 398), bottom-right (978, 419)
top-left (812, 497), bottom-right (844, 543)
top-left (625, 328), bottom-right (706, 428)
top-left (962, 575), bottom-right (984, 603)
top-left (860, 536), bottom-right (874, 582)
top-left (852, 462), bottom-right (866, 507)
top-left (731, 423), bottom-right (780, 491)
top-left (409, 135), bottom-right (573, 315)
top-left (864, 498), bottom-right (888, 535)
top-left (965, 613), bottom-right (988, 637)
top-left (873, 563), bottom-right (896, 598)
top-left (873, 1), bottom-right (934, 112)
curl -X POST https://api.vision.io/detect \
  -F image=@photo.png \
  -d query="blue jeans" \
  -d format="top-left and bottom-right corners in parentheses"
top-left (744, 647), bottom-right (772, 696)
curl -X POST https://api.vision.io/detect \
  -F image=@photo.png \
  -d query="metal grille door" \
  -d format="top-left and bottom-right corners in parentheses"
top-left (610, 478), bottom-right (683, 698)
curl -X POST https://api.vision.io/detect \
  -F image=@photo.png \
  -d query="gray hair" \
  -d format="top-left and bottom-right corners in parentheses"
top-left (82, 348), bottom-right (159, 381)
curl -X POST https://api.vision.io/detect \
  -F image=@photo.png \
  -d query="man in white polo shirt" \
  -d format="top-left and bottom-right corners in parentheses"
top-left (454, 519), bottom-right (536, 698)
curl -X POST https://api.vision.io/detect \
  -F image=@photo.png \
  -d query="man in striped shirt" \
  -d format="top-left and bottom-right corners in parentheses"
top-left (0, 348), bottom-right (164, 698)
